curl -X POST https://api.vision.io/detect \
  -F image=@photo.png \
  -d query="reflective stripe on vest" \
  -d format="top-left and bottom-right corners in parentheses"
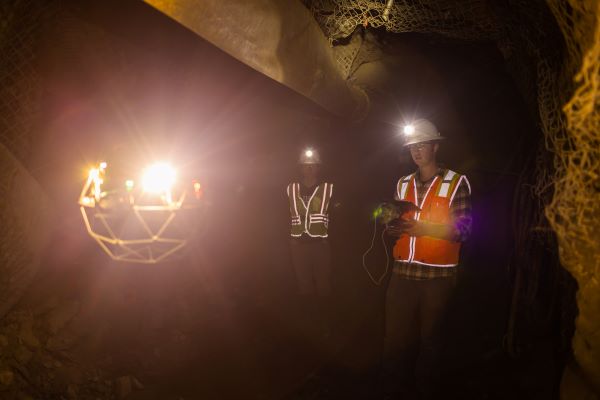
top-left (393, 170), bottom-right (464, 267)
top-left (396, 174), bottom-right (413, 200)
top-left (288, 182), bottom-right (333, 237)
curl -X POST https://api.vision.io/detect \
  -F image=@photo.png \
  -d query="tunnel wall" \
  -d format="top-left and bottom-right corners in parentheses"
top-left (544, 1), bottom-right (600, 397)
top-left (0, 144), bottom-right (51, 320)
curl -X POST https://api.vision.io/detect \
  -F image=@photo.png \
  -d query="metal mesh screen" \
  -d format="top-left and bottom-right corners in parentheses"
top-left (0, 0), bottom-right (51, 163)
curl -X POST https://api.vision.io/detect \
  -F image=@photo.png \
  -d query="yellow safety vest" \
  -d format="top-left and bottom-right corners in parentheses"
top-left (287, 182), bottom-right (333, 238)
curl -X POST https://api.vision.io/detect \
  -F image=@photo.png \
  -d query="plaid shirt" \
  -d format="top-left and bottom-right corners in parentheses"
top-left (393, 168), bottom-right (472, 280)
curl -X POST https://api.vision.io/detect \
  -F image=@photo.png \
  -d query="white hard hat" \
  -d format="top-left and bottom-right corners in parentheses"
top-left (402, 119), bottom-right (445, 146)
top-left (299, 148), bottom-right (321, 164)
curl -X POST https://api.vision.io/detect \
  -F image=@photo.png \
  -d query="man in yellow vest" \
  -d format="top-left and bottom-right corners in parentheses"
top-left (287, 148), bottom-right (334, 337)
top-left (381, 119), bottom-right (472, 399)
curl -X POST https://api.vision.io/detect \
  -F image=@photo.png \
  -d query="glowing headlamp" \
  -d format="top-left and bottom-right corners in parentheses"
top-left (403, 124), bottom-right (415, 135)
top-left (305, 149), bottom-right (314, 158)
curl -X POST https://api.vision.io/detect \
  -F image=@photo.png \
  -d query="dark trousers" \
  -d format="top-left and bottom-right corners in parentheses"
top-left (381, 274), bottom-right (456, 398)
top-left (290, 239), bottom-right (332, 297)
top-left (289, 239), bottom-right (332, 335)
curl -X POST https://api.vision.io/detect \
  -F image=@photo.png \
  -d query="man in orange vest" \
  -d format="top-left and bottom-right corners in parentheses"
top-left (381, 119), bottom-right (472, 399)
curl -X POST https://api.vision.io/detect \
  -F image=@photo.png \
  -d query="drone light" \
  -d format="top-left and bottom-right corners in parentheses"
top-left (373, 205), bottom-right (383, 219)
top-left (89, 167), bottom-right (103, 200)
top-left (142, 162), bottom-right (176, 194)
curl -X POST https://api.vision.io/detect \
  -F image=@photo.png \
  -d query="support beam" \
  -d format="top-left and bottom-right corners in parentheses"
top-left (144, 0), bottom-right (368, 118)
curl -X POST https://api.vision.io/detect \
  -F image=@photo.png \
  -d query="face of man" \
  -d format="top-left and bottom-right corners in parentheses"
top-left (409, 141), bottom-right (439, 167)
top-left (300, 163), bottom-right (320, 181)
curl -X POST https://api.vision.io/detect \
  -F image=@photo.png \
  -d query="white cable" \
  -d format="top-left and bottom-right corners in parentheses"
top-left (362, 217), bottom-right (390, 286)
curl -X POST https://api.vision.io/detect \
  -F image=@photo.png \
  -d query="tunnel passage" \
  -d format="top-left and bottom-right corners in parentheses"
top-left (0, 0), bottom-right (598, 399)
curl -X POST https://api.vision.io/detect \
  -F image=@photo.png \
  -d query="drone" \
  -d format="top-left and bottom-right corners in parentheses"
top-left (78, 161), bottom-right (203, 264)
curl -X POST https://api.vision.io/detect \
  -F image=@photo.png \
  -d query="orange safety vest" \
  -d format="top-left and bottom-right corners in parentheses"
top-left (393, 169), bottom-right (470, 267)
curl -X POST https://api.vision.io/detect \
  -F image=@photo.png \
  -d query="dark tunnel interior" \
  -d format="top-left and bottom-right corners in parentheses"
top-left (0, 1), bottom-right (581, 399)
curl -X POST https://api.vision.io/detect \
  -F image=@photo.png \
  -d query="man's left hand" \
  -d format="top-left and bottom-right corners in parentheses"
top-left (402, 220), bottom-right (431, 237)
top-left (403, 220), bottom-right (459, 241)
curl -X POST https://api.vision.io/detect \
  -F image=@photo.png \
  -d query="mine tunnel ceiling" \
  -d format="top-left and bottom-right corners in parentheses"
top-left (142, 0), bottom-right (550, 121)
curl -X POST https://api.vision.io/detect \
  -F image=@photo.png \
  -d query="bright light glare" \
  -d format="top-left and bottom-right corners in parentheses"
top-left (305, 150), bottom-right (314, 158)
top-left (142, 163), bottom-right (176, 194)
top-left (403, 124), bottom-right (415, 135)
top-left (90, 167), bottom-right (103, 200)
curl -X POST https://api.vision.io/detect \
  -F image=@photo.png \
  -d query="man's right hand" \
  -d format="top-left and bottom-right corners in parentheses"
top-left (385, 219), bottom-right (410, 237)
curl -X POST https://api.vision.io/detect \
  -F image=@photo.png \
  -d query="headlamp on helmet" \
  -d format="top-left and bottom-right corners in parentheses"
top-left (401, 119), bottom-right (445, 146)
top-left (299, 148), bottom-right (321, 164)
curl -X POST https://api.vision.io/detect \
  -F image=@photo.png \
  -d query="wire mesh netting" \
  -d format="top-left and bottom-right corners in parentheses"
top-left (305, 0), bottom-right (500, 42)
top-left (304, 0), bottom-right (501, 74)
top-left (543, 0), bottom-right (600, 384)
top-left (0, 1), bottom-right (54, 319)
top-left (0, 0), bottom-right (50, 163)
